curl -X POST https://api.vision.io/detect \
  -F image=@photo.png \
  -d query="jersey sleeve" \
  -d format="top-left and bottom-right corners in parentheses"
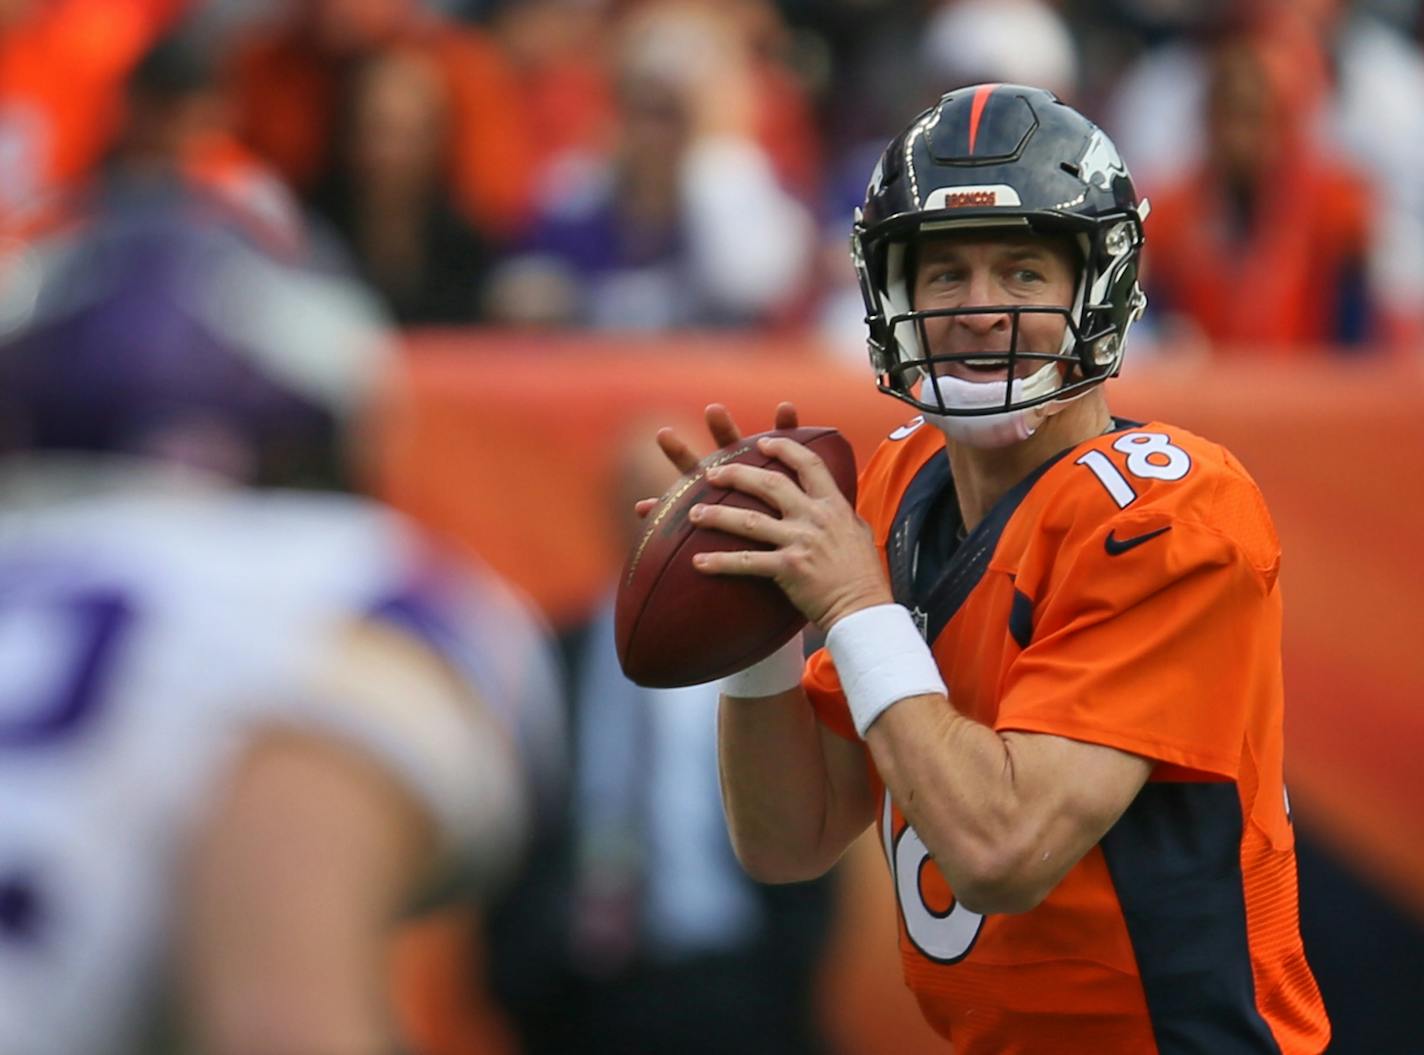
top-left (994, 510), bottom-right (1279, 781)
top-left (285, 613), bottom-right (531, 861)
top-left (360, 553), bottom-right (568, 855)
top-left (804, 644), bottom-right (859, 742)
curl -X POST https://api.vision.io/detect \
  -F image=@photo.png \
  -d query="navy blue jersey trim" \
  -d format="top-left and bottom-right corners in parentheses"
top-left (917, 448), bottom-right (1069, 643)
top-left (1100, 783), bottom-right (1282, 1054)
top-left (1008, 587), bottom-right (1034, 649)
top-left (885, 455), bottom-right (953, 608)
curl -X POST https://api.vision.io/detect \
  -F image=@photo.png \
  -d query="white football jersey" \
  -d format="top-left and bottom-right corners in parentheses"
top-left (0, 465), bottom-right (559, 1054)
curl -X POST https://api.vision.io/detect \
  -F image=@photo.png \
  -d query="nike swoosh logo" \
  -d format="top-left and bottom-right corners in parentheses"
top-left (1104, 525), bottom-right (1171, 556)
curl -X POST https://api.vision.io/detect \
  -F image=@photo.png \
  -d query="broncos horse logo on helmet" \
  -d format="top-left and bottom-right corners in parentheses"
top-left (852, 84), bottom-right (1149, 425)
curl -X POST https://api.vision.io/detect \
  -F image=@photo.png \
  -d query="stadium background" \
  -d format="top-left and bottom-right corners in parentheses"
top-left (2, 0), bottom-right (1421, 1051)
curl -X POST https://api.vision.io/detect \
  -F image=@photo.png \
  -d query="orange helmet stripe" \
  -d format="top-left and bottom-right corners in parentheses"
top-left (967, 83), bottom-right (1001, 155)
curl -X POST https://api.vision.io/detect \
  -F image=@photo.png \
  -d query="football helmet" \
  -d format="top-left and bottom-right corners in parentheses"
top-left (852, 84), bottom-right (1148, 437)
top-left (0, 187), bottom-right (388, 487)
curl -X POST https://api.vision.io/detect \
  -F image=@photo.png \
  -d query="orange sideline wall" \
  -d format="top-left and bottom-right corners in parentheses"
top-left (374, 333), bottom-right (1423, 1054)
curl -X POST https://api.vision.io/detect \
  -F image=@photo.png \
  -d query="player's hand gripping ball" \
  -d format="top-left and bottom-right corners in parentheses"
top-left (615, 427), bottom-right (857, 688)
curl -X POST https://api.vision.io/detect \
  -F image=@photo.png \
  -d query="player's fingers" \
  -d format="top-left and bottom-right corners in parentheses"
top-left (773, 402), bottom-right (799, 431)
top-left (705, 403), bottom-right (743, 449)
top-left (634, 498), bottom-right (660, 519)
top-left (705, 462), bottom-right (805, 513)
top-left (656, 427), bottom-right (702, 474)
top-left (756, 437), bottom-right (842, 501)
top-left (691, 547), bottom-right (780, 579)
top-left (689, 502), bottom-right (792, 546)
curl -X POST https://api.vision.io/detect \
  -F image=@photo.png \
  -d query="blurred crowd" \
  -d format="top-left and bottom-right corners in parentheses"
top-left (4, 0), bottom-right (1424, 358)
top-left (1, 2), bottom-right (1420, 1054)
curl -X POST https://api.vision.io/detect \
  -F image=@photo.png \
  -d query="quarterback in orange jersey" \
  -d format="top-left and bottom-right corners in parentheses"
top-left (646, 85), bottom-right (1331, 1053)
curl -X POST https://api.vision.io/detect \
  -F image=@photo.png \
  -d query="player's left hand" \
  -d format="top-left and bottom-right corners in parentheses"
top-left (688, 434), bottom-right (892, 631)
top-left (633, 402), bottom-right (798, 520)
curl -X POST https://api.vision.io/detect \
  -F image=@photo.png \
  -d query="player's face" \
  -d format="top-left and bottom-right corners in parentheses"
top-left (910, 231), bottom-right (1078, 382)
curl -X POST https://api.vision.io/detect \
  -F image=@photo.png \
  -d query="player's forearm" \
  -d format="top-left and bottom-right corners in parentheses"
top-left (718, 687), bottom-right (867, 883)
top-left (865, 696), bottom-right (1052, 913)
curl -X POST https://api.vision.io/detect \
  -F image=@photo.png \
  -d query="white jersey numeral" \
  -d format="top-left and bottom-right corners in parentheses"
top-left (1076, 431), bottom-right (1192, 508)
top-left (882, 792), bottom-right (984, 963)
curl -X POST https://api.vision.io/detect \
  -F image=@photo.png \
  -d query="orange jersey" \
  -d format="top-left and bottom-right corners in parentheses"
top-left (805, 416), bottom-right (1330, 1054)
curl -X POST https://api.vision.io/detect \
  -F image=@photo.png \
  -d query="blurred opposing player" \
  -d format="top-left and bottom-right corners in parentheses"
top-left (653, 86), bottom-right (1330, 1052)
top-left (0, 193), bottom-right (562, 1054)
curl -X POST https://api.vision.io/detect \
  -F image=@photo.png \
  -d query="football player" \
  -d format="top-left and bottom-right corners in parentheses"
top-left (651, 85), bottom-right (1331, 1052)
top-left (0, 194), bottom-right (562, 1054)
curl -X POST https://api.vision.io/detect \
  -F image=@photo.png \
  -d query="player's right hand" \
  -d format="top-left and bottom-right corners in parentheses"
top-left (633, 401), bottom-right (800, 518)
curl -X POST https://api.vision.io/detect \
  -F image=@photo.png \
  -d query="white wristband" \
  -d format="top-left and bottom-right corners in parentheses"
top-left (826, 604), bottom-right (946, 737)
top-left (722, 632), bottom-right (806, 698)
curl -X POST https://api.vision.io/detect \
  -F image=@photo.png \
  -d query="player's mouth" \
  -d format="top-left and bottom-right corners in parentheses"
top-left (934, 355), bottom-right (1019, 382)
top-left (964, 357), bottom-right (1006, 372)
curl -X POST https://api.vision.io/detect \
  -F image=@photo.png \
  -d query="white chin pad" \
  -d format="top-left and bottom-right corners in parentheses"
top-left (923, 362), bottom-right (1058, 449)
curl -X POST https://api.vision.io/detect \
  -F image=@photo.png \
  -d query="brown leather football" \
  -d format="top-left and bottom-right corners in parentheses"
top-left (615, 426), bottom-right (858, 688)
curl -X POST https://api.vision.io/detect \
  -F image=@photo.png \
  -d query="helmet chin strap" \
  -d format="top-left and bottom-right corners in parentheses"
top-left (922, 361), bottom-right (1062, 449)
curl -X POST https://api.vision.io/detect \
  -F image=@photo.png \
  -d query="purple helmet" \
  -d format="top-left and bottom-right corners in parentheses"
top-left (0, 187), bottom-right (389, 487)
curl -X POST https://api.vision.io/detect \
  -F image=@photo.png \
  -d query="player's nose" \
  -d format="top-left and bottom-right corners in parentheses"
top-left (955, 272), bottom-right (1010, 335)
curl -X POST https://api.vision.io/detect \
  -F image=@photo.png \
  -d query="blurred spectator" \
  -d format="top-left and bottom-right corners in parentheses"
top-left (495, 419), bottom-right (836, 1055)
top-left (0, 0), bottom-right (189, 225)
top-left (117, 23), bottom-right (305, 252)
top-left (489, 0), bottom-right (822, 202)
top-left (309, 47), bottom-right (498, 323)
top-left (226, 0), bottom-right (535, 240)
top-left (5, 21), bottom-right (304, 269)
top-left (0, 191), bottom-right (564, 1054)
top-left (721, 0), bottom-right (825, 205)
top-left (1106, 0), bottom-right (1424, 349)
top-left (486, 0), bottom-right (816, 330)
top-left (1140, 25), bottom-right (1376, 352)
top-left (1308, 0), bottom-right (1424, 347)
top-left (487, 0), bottom-right (618, 188)
top-left (922, 0), bottom-right (1079, 101)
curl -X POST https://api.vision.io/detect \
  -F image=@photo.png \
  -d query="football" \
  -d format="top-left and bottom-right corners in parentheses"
top-left (615, 426), bottom-right (858, 688)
